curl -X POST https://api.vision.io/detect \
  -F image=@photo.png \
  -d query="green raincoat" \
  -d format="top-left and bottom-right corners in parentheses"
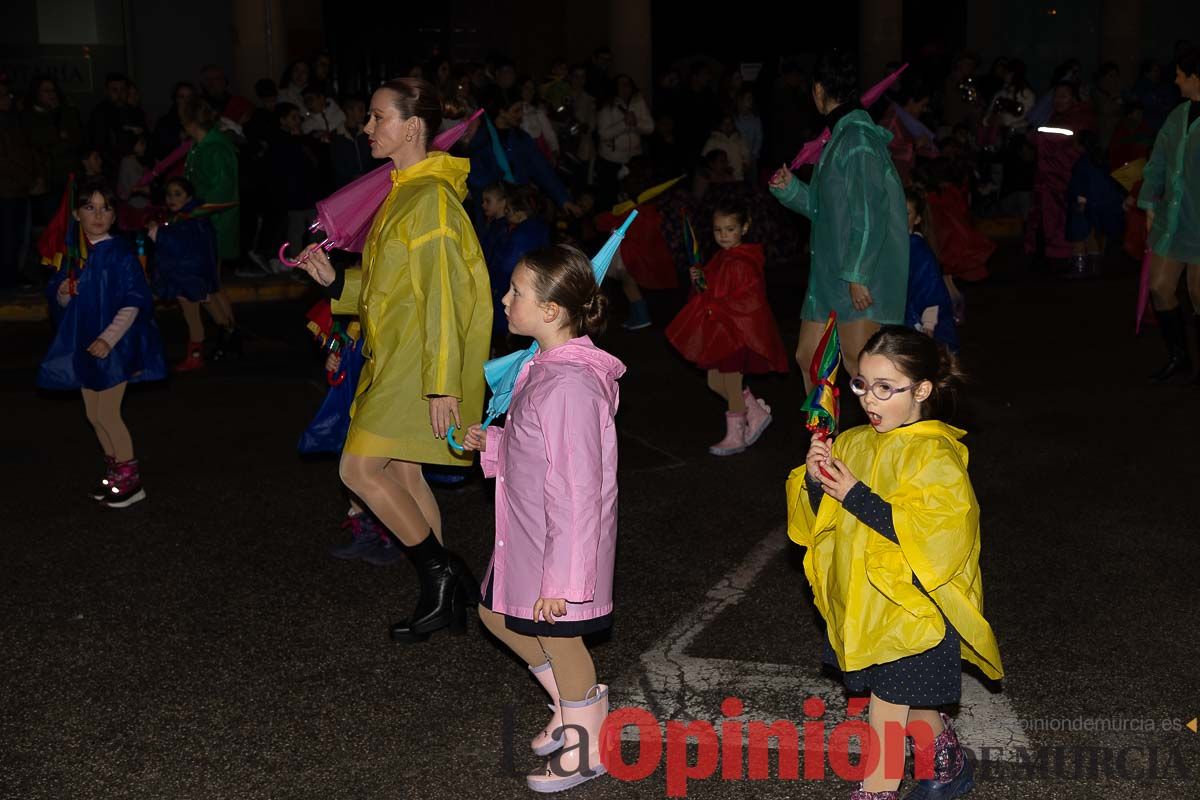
top-left (184, 127), bottom-right (239, 260)
top-left (771, 108), bottom-right (909, 324)
top-left (1138, 101), bottom-right (1200, 263)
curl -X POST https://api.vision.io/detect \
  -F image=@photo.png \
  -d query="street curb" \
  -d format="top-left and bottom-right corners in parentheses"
top-left (0, 280), bottom-right (315, 323)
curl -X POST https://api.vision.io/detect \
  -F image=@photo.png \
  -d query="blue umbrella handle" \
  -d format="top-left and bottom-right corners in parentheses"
top-left (446, 416), bottom-right (495, 454)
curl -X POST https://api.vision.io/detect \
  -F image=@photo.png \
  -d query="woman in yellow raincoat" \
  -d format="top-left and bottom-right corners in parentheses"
top-left (786, 326), bottom-right (1001, 800)
top-left (299, 78), bottom-right (491, 644)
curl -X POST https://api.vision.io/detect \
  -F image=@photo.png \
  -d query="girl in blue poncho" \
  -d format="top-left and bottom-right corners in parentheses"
top-left (904, 188), bottom-right (959, 353)
top-left (148, 177), bottom-right (237, 371)
top-left (38, 178), bottom-right (166, 508)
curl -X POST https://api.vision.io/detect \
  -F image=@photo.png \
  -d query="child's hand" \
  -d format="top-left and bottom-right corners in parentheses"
top-left (533, 597), bottom-right (567, 624)
top-left (146, 221), bottom-right (159, 242)
top-left (805, 435), bottom-right (832, 479)
top-left (461, 424), bottom-right (486, 452)
top-left (817, 458), bottom-right (859, 502)
top-left (324, 351), bottom-right (341, 373)
top-left (87, 338), bottom-right (111, 359)
top-left (689, 266), bottom-right (704, 284)
top-left (769, 164), bottom-right (793, 190)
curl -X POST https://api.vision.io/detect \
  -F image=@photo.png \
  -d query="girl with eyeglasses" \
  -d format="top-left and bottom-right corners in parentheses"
top-left (785, 326), bottom-right (1003, 800)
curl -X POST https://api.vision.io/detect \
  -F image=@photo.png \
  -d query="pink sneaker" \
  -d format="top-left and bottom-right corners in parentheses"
top-left (709, 411), bottom-right (748, 456)
top-left (742, 389), bottom-right (772, 446)
top-left (103, 459), bottom-right (146, 509)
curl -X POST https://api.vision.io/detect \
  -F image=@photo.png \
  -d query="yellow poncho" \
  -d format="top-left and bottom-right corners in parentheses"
top-left (785, 420), bottom-right (1003, 679)
top-left (333, 152), bottom-right (492, 466)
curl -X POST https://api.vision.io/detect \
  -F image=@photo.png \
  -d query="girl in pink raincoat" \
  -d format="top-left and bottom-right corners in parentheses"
top-left (462, 243), bottom-right (623, 794)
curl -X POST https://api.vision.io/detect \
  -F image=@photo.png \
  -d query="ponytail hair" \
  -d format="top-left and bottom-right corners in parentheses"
top-left (519, 244), bottom-right (608, 338)
top-left (860, 325), bottom-right (965, 421)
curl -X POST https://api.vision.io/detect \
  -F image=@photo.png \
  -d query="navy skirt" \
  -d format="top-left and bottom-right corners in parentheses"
top-left (480, 572), bottom-right (612, 638)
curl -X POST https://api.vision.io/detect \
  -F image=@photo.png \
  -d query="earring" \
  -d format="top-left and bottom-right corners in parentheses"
top-left (405, 134), bottom-right (414, 143)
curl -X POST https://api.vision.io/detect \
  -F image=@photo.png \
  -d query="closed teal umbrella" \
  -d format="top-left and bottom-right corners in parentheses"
top-left (447, 210), bottom-right (638, 452)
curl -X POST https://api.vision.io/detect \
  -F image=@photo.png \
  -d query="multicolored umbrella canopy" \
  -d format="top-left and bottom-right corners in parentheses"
top-left (278, 109), bottom-right (484, 265)
top-left (800, 311), bottom-right (842, 438)
top-left (447, 211), bottom-right (639, 452)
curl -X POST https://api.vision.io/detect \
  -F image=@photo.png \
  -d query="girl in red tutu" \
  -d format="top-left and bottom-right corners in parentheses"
top-left (666, 201), bottom-right (788, 456)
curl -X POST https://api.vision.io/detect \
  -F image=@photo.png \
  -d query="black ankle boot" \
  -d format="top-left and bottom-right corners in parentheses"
top-left (1150, 308), bottom-right (1192, 383)
top-left (389, 533), bottom-right (476, 643)
top-left (211, 326), bottom-right (243, 361)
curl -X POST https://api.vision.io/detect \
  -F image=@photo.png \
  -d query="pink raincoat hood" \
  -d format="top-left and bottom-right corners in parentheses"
top-left (530, 335), bottom-right (626, 410)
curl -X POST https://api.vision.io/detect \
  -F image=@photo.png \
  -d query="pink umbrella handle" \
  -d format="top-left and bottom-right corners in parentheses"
top-left (277, 237), bottom-right (335, 268)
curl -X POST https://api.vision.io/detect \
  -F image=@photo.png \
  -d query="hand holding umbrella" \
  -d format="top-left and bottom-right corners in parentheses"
top-left (446, 211), bottom-right (640, 453)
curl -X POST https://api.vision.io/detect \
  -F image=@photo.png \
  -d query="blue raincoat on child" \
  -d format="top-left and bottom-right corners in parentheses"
top-left (38, 237), bottom-right (166, 391)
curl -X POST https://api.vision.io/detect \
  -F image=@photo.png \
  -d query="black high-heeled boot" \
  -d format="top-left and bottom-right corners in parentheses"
top-left (389, 532), bottom-right (475, 643)
top-left (1150, 307), bottom-right (1192, 383)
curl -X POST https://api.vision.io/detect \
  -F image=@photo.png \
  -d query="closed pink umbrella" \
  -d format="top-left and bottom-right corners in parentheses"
top-left (279, 108), bottom-right (484, 266)
top-left (789, 63), bottom-right (909, 170)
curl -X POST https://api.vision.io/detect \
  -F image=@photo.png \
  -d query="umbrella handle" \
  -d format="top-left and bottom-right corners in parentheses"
top-left (815, 430), bottom-right (836, 480)
top-left (446, 416), bottom-right (494, 454)
top-left (327, 368), bottom-right (346, 387)
top-left (277, 237), bottom-right (335, 268)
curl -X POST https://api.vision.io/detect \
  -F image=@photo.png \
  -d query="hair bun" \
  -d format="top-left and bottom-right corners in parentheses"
top-left (580, 291), bottom-right (609, 337)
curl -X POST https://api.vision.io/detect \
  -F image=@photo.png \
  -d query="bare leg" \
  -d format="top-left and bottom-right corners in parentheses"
top-left (339, 454), bottom-right (436, 546)
top-left (862, 693), bottom-right (909, 793)
top-left (537, 635), bottom-right (597, 702)
top-left (477, 604), bottom-right (547, 667)
top-left (95, 382), bottom-right (133, 462)
top-left (836, 319), bottom-right (881, 382)
top-left (382, 460), bottom-right (443, 544)
top-left (795, 320), bottom-right (828, 393)
top-left (1149, 255), bottom-right (1185, 311)
top-left (620, 271), bottom-right (643, 304)
top-left (203, 291), bottom-right (234, 329)
top-left (706, 369), bottom-right (726, 405)
top-left (81, 388), bottom-right (115, 457)
top-left (721, 371), bottom-right (746, 412)
top-left (179, 299), bottom-right (205, 343)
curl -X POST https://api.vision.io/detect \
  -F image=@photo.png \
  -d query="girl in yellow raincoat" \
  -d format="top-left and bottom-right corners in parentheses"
top-left (299, 79), bottom-right (491, 644)
top-left (786, 326), bottom-right (1002, 800)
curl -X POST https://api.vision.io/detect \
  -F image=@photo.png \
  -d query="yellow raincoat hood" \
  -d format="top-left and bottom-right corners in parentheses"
top-left (786, 420), bottom-right (1003, 679)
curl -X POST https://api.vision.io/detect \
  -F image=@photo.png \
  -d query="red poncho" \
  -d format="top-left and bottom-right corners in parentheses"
top-left (595, 203), bottom-right (678, 290)
top-left (665, 243), bottom-right (789, 374)
top-left (926, 183), bottom-right (995, 281)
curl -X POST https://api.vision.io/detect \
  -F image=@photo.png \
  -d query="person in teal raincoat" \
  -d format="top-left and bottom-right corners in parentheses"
top-left (181, 98), bottom-right (239, 261)
top-left (769, 51), bottom-right (909, 390)
top-left (1137, 47), bottom-right (1200, 383)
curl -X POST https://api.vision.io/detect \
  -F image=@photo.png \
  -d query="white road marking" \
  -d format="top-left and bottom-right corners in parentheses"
top-left (614, 528), bottom-right (1029, 755)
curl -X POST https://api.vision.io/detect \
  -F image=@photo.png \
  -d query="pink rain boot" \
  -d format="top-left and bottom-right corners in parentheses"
top-left (742, 388), bottom-right (773, 446)
top-left (529, 661), bottom-right (565, 757)
top-left (709, 411), bottom-right (748, 456)
top-left (527, 684), bottom-right (610, 793)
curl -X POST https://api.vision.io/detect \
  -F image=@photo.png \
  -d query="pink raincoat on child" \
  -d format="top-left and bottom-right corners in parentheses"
top-left (480, 336), bottom-right (624, 622)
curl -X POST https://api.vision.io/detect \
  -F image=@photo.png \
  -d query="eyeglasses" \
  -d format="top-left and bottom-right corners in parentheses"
top-left (849, 376), bottom-right (915, 401)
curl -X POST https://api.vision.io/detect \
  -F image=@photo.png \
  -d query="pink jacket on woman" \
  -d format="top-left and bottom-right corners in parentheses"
top-left (480, 336), bottom-right (624, 622)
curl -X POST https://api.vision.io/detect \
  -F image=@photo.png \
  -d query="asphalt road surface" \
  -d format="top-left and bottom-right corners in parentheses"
top-left (2, 245), bottom-right (1198, 799)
